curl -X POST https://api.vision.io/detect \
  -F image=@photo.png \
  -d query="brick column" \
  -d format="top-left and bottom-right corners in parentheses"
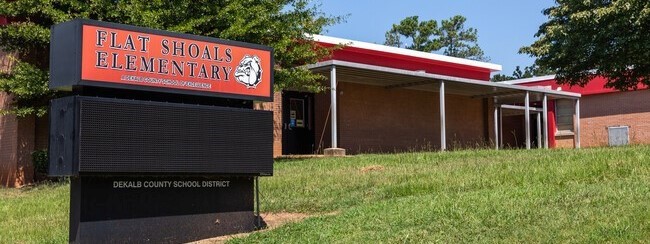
top-left (256, 91), bottom-right (283, 157)
top-left (0, 92), bottom-right (36, 187)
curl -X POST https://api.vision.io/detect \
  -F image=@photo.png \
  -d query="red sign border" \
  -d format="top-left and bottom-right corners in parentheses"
top-left (50, 19), bottom-right (274, 102)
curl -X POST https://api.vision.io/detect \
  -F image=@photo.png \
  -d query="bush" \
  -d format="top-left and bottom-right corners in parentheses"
top-left (32, 149), bottom-right (48, 176)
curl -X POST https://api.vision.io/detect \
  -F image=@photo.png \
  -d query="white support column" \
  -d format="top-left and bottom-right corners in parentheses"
top-left (330, 65), bottom-right (338, 148)
top-left (575, 99), bottom-right (581, 149)
top-left (440, 81), bottom-right (446, 151)
top-left (536, 112), bottom-right (542, 148)
top-left (499, 107), bottom-right (503, 148)
top-left (542, 94), bottom-right (548, 149)
top-left (493, 98), bottom-right (499, 150)
top-left (525, 92), bottom-right (531, 149)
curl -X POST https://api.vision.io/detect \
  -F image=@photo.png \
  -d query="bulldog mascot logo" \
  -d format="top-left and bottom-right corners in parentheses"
top-left (234, 55), bottom-right (263, 89)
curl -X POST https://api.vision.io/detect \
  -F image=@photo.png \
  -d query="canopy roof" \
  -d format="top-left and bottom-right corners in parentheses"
top-left (307, 60), bottom-right (580, 104)
top-left (312, 35), bottom-right (502, 72)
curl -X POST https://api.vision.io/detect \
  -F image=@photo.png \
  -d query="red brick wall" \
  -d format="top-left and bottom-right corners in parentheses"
top-left (271, 82), bottom-right (490, 156)
top-left (257, 87), bottom-right (650, 156)
top-left (555, 136), bottom-right (575, 148)
top-left (577, 90), bottom-right (650, 147)
top-left (257, 92), bottom-right (283, 157)
top-left (16, 115), bottom-right (35, 186)
top-left (314, 89), bottom-right (331, 154)
top-left (336, 82), bottom-right (487, 154)
top-left (485, 98), bottom-right (527, 149)
top-left (0, 92), bottom-right (19, 187)
top-left (500, 115), bottom-right (526, 148)
top-left (0, 92), bottom-right (36, 187)
top-left (34, 115), bottom-right (49, 150)
top-left (498, 90), bottom-right (650, 149)
top-left (0, 49), bottom-right (41, 187)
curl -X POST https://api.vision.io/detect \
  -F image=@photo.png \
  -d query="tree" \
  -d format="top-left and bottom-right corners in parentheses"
top-left (438, 15), bottom-right (488, 61)
top-left (0, 0), bottom-right (341, 116)
top-left (490, 74), bottom-right (513, 82)
top-left (490, 64), bottom-right (554, 82)
top-left (512, 64), bottom-right (554, 79)
top-left (384, 16), bottom-right (441, 52)
top-left (520, 0), bottom-right (650, 90)
top-left (384, 15), bottom-right (488, 61)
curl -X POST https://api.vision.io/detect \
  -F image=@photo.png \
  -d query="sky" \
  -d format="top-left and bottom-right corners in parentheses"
top-left (317, 0), bottom-right (556, 76)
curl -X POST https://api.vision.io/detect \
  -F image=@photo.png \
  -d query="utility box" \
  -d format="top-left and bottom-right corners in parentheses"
top-left (608, 125), bottom-right (629, 146)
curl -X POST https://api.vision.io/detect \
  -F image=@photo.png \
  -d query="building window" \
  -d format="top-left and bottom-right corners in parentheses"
top-left (555, 99), bottom-right (575, 135)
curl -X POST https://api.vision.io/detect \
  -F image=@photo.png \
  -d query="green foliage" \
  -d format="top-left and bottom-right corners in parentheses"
top-left (31, 149), bottom-right (48, 175)
top-left (490, 64), bottom-right (554, 82)
top-left (385, 15), bottom-right (488, 61)
top-left (0, 61), bottom-right (53, 116)
top-left (491, 73), bottom-right (513, 82)
top-left (439, 15), bottom-right (488, 62)
top-left (385, 16), bottom-right (441, 52)
top-left (521, 0), bottom-right (650, 90)
top-left (0, 0), bottom-right (342, 116)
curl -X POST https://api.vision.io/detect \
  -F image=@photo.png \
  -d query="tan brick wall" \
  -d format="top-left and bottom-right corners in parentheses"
top-left (555, 135), bottom-right (575, 148)
top-left (578, 90), bottom-right (650, 147)
top-left (336, 82), bottom-right (487, 154)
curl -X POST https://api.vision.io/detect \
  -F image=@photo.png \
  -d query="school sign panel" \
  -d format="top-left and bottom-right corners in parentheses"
top-left (51, 19), bottom-right (273, 100)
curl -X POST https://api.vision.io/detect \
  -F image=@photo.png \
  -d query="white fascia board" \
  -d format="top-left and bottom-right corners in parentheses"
top-left (308, 34), bottom-right (503, 72)
top-left (499, 74), bottom-right (557, 84)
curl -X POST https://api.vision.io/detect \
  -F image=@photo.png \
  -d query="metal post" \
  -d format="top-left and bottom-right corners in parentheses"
top-left (330, 65), bottom-right (338, 148)
top-left (440, 81), bottom-right (446, 151)
top-left (542, 94), bottom-right (548, 149)
top-left (575, 99), bottom-right (581, 149)
top-left (255, 176), bottom-right (261, 229)
top-left (499, 107), bottom-right (503, 148)
top-left (525, 92), bottom-right (531, 149)
top-left (536, 112), bottom-right (542, 148)
top-left (493, 98), bottom-right (499, 150)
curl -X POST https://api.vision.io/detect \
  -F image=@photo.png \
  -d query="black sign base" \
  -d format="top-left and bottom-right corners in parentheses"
top-left (70, 176), bottom-right (256, 243)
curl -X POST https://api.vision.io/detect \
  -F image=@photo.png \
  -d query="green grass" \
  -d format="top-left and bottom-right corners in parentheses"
top-left (2, 146), bottom-right (650, 243)
top-left (0, 181), bottom-right (69, 243)
top-left (232, 146), bottom-right (650, 243)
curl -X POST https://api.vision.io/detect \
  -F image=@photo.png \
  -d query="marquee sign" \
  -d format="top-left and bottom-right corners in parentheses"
top-left (50, 19), bottom-right (273, 101)
top-left (49, 19), bottom-right (274, 242)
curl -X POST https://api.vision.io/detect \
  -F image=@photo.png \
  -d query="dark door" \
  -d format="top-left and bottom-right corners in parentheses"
top-left (282, 91), bottom-right (315, 155)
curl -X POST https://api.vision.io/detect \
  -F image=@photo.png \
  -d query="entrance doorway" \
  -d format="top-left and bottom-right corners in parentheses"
top-left (282, 91), bottom-right (315, 155)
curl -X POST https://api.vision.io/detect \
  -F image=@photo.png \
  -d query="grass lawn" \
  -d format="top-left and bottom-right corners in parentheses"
top-left (0, 181), bottom-right (69, 243)
top-left (2, 146), bottom-right (650, 243)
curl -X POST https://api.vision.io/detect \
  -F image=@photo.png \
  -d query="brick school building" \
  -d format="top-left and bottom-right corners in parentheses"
top-left (1, 31), bottom-right (588, 186)
top-left (502, 76), bottom-right (649, 148)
